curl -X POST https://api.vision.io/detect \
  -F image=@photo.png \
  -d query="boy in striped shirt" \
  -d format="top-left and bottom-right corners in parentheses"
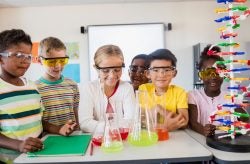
top-left (36, 37), bottom-right (79, 128)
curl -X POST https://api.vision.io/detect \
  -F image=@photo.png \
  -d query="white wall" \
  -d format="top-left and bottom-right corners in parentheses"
top-left (0, 1), bottom-right (250, 91)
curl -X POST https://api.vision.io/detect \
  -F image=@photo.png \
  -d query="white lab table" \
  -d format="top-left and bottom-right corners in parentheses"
top-left (14, 130), bottom-right (212, 164)
top-left (185, 129), bottom-right (250, 164)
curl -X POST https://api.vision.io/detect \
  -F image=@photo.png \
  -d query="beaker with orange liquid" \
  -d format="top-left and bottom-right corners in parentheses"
top-left (152, 94), bottom-right (169, 141)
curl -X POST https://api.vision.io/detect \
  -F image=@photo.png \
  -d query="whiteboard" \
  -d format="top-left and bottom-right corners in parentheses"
top-left (88, 23), bottom-right (165, 81)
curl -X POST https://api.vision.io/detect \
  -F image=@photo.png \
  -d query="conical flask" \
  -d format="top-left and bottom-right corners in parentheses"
top-left (111, 101), bottom-right (131, 140)
top-left (101, 113), bottom-right (123, 153)
top-left (152, 93), bottom-right (169, 141)
top-left (128, 90), bottom-right (158, 146)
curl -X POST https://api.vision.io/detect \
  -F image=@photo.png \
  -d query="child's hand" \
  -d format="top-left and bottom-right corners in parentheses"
top-left (177, 112), bottom-right (188, 129)
top-left (203, 124), bottom-right (216, 137)
top-left (165, 112), bottom-right (185, 131)
top-left (18, 137), bottom-right (43, 153)
top-left (59, 120), bottom-right (77, 136)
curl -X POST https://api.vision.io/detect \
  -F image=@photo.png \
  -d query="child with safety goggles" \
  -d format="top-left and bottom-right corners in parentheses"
top-left (188, 44), bottom-right (247, 137)
top-left (139, 49), bottom-right (189, 132)
top-left (79, 44), bottom-right (136, 133)
top-left (0, 29), bottom-right (76, 163)
top-left (188, 45), bottom-right (225, 136)
top-left (36, 37), bottom-right (80, 130)
top-left (128, 54), bottom-right (150, 91)
top-left (188, 45), bottom-right (249, 137)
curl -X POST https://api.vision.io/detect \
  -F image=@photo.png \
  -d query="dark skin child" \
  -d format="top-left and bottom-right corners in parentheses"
top-left (189, 58), bottom-right (222, 136)
top-left (189, 59), bottom-right (249, 136)
top-left (0, 43), bottom-right (77, 153)
top-left (129, 58), bottom-right (149, 90)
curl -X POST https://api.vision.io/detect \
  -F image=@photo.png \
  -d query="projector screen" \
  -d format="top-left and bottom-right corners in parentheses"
top-left (88, 23), bottom-right (165, 81)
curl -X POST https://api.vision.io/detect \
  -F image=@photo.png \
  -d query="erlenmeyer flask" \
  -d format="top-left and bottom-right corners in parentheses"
top-left (101, 113), bottom-right (123, 153)
top-left (128, 90), bottom-right (158, 146)
top-left (111, 100), bottom-right (131, 140)
top-left (153, 93), bottom-right (169, 141)
top-left (92, 125), bottom-right (104, 146)
top-left (92, 95), bottom-right (106, 146)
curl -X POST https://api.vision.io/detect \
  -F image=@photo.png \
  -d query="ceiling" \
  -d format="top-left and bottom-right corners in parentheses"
top-left (0, 0), bottom-right (213, 8)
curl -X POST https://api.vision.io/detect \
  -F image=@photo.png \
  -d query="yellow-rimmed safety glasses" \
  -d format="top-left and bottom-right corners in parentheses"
top-left (40, 56), bottom-right (69, 67)
top-left (198, 67), bottom-right (220, 79)
top-left (129, 65), bottom-right (147, 74)
top-left (95, 63), bottom-right (125, 75)
top-left (0, 52), bottom-right (32, 61)
top-left (148, 66), bottom-right (176, 76)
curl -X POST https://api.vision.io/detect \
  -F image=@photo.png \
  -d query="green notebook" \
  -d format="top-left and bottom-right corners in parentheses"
top-left (27, 134), bottom-right (91, 157)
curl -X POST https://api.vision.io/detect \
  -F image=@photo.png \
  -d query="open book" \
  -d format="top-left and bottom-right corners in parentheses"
top-left (27, 134), bottom-right (92, 157)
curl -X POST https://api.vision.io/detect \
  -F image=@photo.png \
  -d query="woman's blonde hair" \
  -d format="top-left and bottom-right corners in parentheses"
top-left (94, 44), bottom-right (124, 66)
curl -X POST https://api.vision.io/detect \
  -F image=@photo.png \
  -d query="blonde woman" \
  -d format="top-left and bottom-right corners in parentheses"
top-left (79, 45), bottom-right (135, 133)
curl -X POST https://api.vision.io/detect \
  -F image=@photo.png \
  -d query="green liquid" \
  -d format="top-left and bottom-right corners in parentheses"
top-left (101, 141), bottom-right (123, 153)
top-left (128, 130), bottom-right (158, 146)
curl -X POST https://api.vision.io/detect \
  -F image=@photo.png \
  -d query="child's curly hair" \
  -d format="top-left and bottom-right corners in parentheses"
top-left (197, 44), bottom-right (224, 70)
top-left (0, 29), bottom-right (32, 52)
top-left (130, 54), bottom-right (150, 69)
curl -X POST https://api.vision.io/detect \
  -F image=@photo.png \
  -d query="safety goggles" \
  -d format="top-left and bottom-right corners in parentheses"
top-left (148, 66), bottom-right (176, 76)
top-left (129, 65), bottom-right (147, 74)
top-left (0, 52), bottom-right (32, 60)
top-left (198, 67), bottom-right (220, 79)
top-left (96, 63), bottom-right (125, 75)
top-left (40, 56), bottom-right (69, 67)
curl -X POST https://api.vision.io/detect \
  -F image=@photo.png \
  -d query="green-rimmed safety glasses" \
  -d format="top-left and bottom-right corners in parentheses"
top-left (148, 66), bottom-right (176, 76)
top-left (0, 52), bottom-right (32, 61)
top-left (198, 67), bottom-right (220, 79)
top-left (40, 56), bottom-right (69, 67)
top-left (96, 63), bottom-right (125, 75)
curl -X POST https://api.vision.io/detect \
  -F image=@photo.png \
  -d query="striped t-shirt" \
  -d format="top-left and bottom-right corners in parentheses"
top-left (36, 76), bottom-right (79, 126)
top-left (0, 77), bottom-right (43, 140)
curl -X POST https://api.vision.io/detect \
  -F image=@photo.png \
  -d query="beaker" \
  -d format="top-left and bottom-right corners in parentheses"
top-left (152, 93), bottom-right (169, 141)
top-left (92, 125), bottom-right (104, 146)
top-left (119, 118), bottom-right (131, 140)
top-left (111, 100), bottom-right (131, 140)
top-left (92, 95), bottom-right (106, 146)
top-left (128, 90), bottom-right (158, 146)
top-left (101, 113), bottom-right (123, 153)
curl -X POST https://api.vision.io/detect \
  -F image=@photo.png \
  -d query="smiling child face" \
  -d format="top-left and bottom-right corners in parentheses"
top-left (201, 59), bottom-right (223, 93)
top-left (147, 59), bottom-right (176, 91)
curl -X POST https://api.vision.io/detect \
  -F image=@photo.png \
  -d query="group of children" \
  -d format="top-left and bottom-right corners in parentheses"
top-left (0, 29), bottom-right (249, 163)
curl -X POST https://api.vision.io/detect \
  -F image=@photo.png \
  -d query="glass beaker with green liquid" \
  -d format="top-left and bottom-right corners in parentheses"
top-left (128, 90), bottom-right (158, 146)
top-left (101, 113), bottom-right (123, 153)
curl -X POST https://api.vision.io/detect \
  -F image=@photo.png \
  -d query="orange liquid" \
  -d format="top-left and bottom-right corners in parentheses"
top-left (156, 128), bottom-right (169, 141)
